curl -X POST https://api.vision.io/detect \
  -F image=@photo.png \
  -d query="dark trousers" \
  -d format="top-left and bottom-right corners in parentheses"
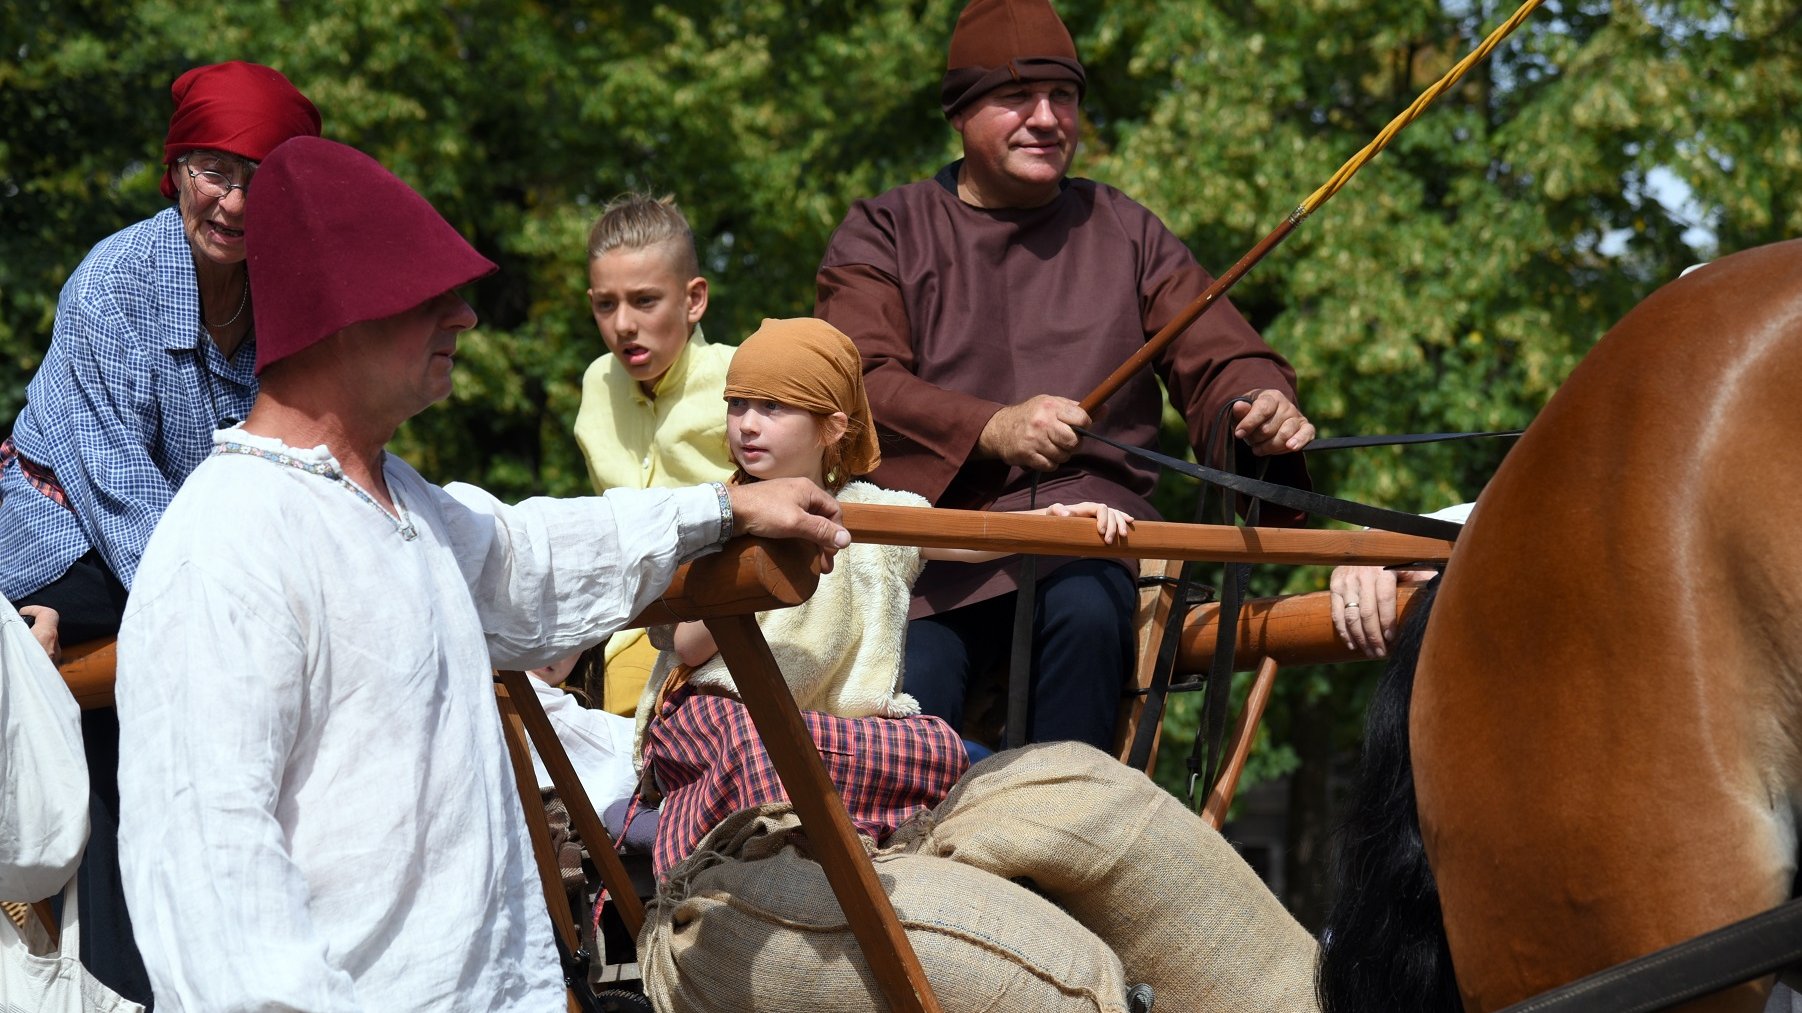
top-left (15, 549), bottom-right (129, 646)
top-left (903, 558), bottom-right (1135, 750)
top-left (17, 551), bottom-right (153, 1007)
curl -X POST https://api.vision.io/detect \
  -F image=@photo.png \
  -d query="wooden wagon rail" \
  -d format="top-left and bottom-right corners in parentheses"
top-left (55, 582), bottom-right (1423, 710)
top-left (840, 501), bottom-right (1454, 566)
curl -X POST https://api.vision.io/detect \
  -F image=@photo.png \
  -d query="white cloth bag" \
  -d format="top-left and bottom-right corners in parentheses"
top-left (0, 596), bottom-right (89, 904)
top-left (1, 594), bottom-right (136, 1011)
top-left (1, 878), bottom-right (143, 1013)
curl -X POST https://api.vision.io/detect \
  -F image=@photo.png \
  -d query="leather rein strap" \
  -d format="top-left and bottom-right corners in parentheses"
top-left (1005, 475), bottom-right (1040, 750)
top-left (1497, 897), bottom-right (1802, 1012)
top-left (1074, 424), bottom-right (1471, 541)
top-left (1304, 429), bottom-right (1522, 452)
top-left (1096, 414), bottom-right (1516, 801)
top-left (1008, 415), bottom-right (1512, 779)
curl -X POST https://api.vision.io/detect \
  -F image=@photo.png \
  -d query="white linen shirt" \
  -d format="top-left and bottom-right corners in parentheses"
top-left (526, 675), bottom-right (638, 809)
top-left (116, 429), bottom-right (721, 1012)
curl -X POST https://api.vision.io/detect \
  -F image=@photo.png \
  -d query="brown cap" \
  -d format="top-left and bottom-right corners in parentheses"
top-left (940, 0), bottom-right (1085, 118)
top-left (245, 137), bottom-right (497, 374)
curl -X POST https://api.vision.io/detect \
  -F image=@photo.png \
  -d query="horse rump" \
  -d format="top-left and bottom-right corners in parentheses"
top-left (1317, 577), bottom-right (1462, 1013)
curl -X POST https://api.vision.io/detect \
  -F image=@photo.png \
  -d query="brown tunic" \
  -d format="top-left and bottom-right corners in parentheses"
top-left (816, 162), bottom-right (1309, 618)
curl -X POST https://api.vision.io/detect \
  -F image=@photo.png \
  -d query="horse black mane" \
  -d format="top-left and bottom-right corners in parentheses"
top-left (1317, 576), bottom-right (1463, 1013)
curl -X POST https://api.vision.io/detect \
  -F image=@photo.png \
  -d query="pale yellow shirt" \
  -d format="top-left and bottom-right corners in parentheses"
top-left (573, 327), bottom-right (736, 671)
top-left (573, 326), bottom-right (736, 494)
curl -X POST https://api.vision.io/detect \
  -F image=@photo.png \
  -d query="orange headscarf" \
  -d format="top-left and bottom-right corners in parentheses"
top-left (723, 318), bottom-right (880, 479)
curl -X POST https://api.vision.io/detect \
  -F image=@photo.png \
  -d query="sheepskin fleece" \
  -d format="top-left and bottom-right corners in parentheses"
top-left (635, 482), bottom-right (928, 758)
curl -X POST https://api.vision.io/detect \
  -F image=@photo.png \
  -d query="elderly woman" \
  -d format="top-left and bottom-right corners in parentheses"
top-left (0, 61), bottom-right (320, 647)
top-left (0, 61), bottom-right (320, 1006)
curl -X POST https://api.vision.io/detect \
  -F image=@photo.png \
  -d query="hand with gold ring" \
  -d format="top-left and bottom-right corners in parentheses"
top-left (1328, 565), bottom-right (1432, 659)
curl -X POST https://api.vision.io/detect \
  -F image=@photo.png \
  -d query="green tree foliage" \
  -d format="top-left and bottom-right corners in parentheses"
top-left (4, 0), bottom-right (1797, 919)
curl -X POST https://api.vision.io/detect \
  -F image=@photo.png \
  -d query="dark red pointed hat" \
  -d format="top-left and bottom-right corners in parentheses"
top-left (940, 0), bottom-right (1085, 118)
top-left (160, 62), bottom-right (321, 198)
top-left (245, 136), bottom-right (497, 374)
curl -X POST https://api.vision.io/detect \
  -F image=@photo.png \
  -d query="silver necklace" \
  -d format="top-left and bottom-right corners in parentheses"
top-left (204, 278), bottom-right (250, 329)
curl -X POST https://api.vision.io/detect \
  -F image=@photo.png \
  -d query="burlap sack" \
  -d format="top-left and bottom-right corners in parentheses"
top-left (885, 742), bottom-right (1322, 1013)
top-left (640, 804), bottom-right (1130, 1013)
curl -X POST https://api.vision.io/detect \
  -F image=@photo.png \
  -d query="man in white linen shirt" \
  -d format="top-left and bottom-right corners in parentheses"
top-left (114, 136), bottom-right (849, 1012)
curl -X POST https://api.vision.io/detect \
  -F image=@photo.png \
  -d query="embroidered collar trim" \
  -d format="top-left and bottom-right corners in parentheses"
top-left (211, 434), bottom-right (419, 541)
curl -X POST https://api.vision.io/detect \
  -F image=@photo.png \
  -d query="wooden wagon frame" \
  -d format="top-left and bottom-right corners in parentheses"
top-left (54, 503), bottom-right (1447, 1011)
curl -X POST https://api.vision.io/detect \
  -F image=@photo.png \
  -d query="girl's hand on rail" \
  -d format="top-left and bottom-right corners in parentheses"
top-left (1040, 502), bottom-right (1136, 545)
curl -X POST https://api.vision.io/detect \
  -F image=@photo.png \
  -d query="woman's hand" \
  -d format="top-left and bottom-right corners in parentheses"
top-left (1041, 501), bottom-right (1136, 545)
top-left (19, 605), bottom-right (61, 665)
top-left (1328, 566), bottom-right (1436, 659)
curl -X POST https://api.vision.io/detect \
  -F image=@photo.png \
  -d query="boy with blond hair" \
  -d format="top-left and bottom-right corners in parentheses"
top-left (573, 194), bottom-right (735, 712)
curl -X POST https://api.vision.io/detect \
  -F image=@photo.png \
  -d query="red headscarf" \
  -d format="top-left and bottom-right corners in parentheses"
top-left (940, 0), bottom-right (1086, 119)
top-left (160, 62), bottom-right (322, 198)
top-left (245, 136), bottom-right (497, 374)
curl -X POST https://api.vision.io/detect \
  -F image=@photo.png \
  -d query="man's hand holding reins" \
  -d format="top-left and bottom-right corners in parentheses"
top-left (979, 394), bottom-right (1090, 471)
top-left (1233, 388), bottom-right (1315, 455)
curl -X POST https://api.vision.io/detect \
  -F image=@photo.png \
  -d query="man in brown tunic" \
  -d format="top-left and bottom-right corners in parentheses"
top-left (815, 0), bottom-right (1314, 750)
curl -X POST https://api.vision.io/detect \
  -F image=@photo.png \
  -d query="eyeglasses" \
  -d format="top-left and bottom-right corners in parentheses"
top-left (179, 155), bottom-right (255, 200)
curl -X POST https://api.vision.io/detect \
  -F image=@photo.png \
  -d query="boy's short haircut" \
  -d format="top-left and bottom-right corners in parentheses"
top-left (586, 193), bottom-right (701, 280)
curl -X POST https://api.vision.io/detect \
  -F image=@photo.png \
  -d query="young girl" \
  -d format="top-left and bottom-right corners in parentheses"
top-left (633, 317), bottom-right (1131, 876)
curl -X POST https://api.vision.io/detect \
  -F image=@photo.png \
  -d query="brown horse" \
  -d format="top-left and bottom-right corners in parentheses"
top-left (1321, 239), bottom-right (1802, 1011)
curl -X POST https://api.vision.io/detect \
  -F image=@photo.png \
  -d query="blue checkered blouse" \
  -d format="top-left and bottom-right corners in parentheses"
top-left (0, 207), bottom-right (259, 598)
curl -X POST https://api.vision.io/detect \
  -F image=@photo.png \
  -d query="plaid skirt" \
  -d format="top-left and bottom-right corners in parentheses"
top-left (0, 437), bottom-right (68, 508)
top-left (643, 688), bottom-right (969, 878)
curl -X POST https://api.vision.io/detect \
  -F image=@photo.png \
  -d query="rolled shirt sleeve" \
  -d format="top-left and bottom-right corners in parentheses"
top-left (1, 208), bottom-right (256, 598)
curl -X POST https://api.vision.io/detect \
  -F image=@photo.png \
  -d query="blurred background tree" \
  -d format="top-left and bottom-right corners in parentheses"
top-left (4, 0), bottom-right (1796, 925)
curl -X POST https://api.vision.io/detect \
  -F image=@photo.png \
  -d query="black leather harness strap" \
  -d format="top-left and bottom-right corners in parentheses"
top-left (1305, 429), bottom-right (1522, 451)
top-left (1497, 897), bottom-right (1802, 1013)
top-left (1073, 425), bottom-right (1468, 541)
top-left (1004, 473), bottom-right (1040, 750)
top-left (1090, 410), bottom-right (1505, 801)
top-left (1017, 417), bottom-right (1502, 761)
top-left (1188, 400), bottom-right (1263, 804)
top-left (1125, 548), bottom-right (1214, 772)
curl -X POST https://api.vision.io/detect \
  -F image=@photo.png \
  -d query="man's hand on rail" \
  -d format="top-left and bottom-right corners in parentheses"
top-left (727, 478), bottom-right (850, 572)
